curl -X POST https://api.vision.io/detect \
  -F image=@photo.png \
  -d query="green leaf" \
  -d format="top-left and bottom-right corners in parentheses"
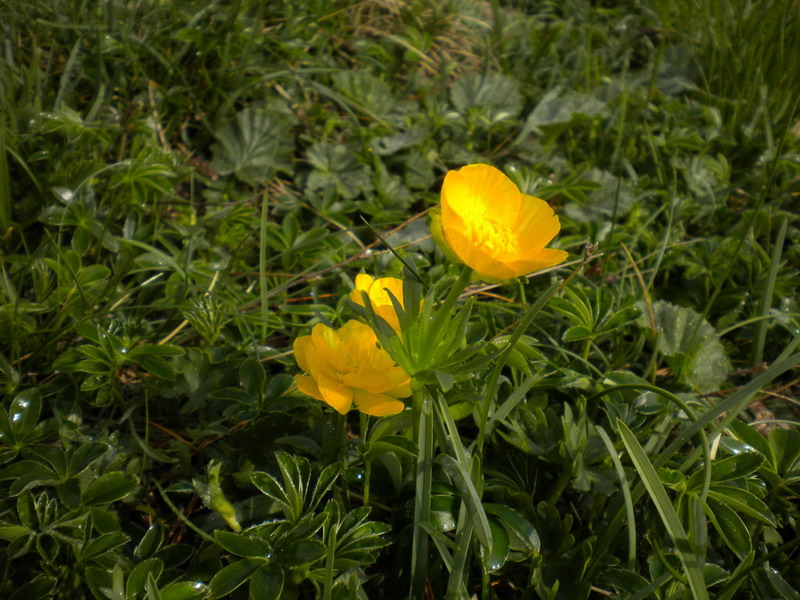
top-left (330, 507), bottom-right (391, 569)
top-left (210, 103), bottom-right (295, 185)
top-left (0, 524), bottom-right (29, 540)
top-left (135, 525), bottom-right (164, 561)
top-left (159, 582), bottom-right (209, 600)
top-left (249, 563), bottom-right (284, 600)
top-left (518, 88), bottom-right (610, 137)
top-left (82, 531), bottom-right (130, 562)
top-left (364, 435), bottom-right (418, 461)
top-left (617, 420), bottom-right (709, 600)
top-left (214, 530), bottom-right (270, 558)
top-left (451, 72), bottom-right (522, 120)
top-left (128, 354), bottom-right (174, 380)
top-left (208, 558), bottom-right (262, 598)
top-left (276, 539), bottom-right (326, 568)
top-left (7, 389), bottom-right (42, 441)
top-left (768, 428), bottom-right (800, 476)
top-left (483, 503), bottom-right (540, 553)
top-left (305, 141), bottom-right (372, 200)
top-left (239, 358), bottom-right (265, 397)
top-left (480, 517), bottom-right (510, 573)
top-left (438, 455), bottom-right (492, 550)
top-left (8, 574), bottom-right (58, 600)
top-left (563, 325), bottom-right (593, 342)
top-left (82, 471), bottom-right (139, 505)
top-left (126, 558), bottom-right (164, 600)
top-left (687, 452), bottom-right (763, 488)
top-left (703, 496), bottom-right (752, 556)
top-left (332, 71), bottom-right (396, 118)
top-left (644, 300), bottom-right (732, 392)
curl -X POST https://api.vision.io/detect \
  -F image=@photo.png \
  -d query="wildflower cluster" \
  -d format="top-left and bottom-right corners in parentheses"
top-left (293, 164), bottom-right (567, 415)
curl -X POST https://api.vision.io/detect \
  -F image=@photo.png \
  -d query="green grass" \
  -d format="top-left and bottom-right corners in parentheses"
top-left (0, 0), bottom-right (799, 599)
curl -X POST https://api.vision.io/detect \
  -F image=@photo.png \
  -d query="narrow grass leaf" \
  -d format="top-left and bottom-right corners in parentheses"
top-left (617, 420), bottom-right (708, 600)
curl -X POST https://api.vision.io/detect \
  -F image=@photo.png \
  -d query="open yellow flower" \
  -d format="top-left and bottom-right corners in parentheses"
top-left (350, 274), bottom-right (405, 333)
top-left (293, 320), bottom-right (410, 416)
top-left (436, 164), bottom-right (568, 282)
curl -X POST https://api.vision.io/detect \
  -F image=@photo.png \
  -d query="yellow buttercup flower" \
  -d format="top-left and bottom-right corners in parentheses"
top-left (436, 164), bottom-right (568, 282)
top-left (293, 320), bottom-right (410, 417)
top-left (350, 274), bottom-right (405, 333)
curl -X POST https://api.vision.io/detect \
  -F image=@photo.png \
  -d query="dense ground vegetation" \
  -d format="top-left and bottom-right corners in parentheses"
top-left (1, 0), bottom-right (799, 598)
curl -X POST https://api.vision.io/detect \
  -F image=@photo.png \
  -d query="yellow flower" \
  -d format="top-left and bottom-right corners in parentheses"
top-left (293, 320), bottom-right (410, 416)
top-left (350, 274), bottom-right (405, 333)
top-left (436, 164), bottom-right (568, 282)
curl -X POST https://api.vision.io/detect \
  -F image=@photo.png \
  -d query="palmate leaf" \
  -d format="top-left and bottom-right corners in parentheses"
top-left (450, 72), bottom-right (522, 121)
top-left (642, 300), bottom-right (732, 392)
top-left (210, 102), bottom-right (295, 185)
top-left (305, 141), bottom-right (372, 200)
top-left (516, 88), bottom-right (610, 139)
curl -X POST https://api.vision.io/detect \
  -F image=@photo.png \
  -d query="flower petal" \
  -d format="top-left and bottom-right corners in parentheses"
top-left (351, 274), bottom-right (375, 307)
top-left (295, 374), bottom-right (324, 401)
top-left (342, 367), bottom-right (410, 394)
top-left (441, 164), bottom-right (521, 225)
top-left (352, 389), bottom-right (405, 417)
top-left (376, 305), bottom-right (401, 333)
top-left (505, 247), bottom-right (569, 276)
top-left (513, 195), bottom-right (562, 257)
top-left (317, 375), bottom-right (353, 415)
top-left (293, 335), bottom-right (314, 374)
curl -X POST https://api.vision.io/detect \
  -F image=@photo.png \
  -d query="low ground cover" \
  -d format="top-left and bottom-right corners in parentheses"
top-left (0, 1), bottom-right (799, 598)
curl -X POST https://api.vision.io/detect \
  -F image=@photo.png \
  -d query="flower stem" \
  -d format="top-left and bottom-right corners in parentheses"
top-left (410, 386), bottom-right (433, 599)
top-left (422, 265), bottom-right (472, 366)
top-left (474, 279), bottom-right (562, 456)
top-left (360, 412), bottom-right (371, 508)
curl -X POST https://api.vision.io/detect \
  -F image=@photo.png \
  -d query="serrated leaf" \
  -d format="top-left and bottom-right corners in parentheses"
top-left (305, 142), bottom-right (372, 200)
top-left (643, 300), bottom-right (732, 392)
top-left (451, 73), bottom-right (522, 120)
top-left (519, 89), bottom-right (610, 137)
top-left (210, 103), bottom-right (295, 185)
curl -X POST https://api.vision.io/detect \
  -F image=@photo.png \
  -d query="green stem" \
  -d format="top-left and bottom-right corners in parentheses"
top-left (547, 465), bottom-right (573, 505)
top-left (410, 387), bottom-right (433, 600)
top-left (323, 520), bottom-right (337, 600)
top-left (360, 412), bottom-right (371, 508)
top-left (475, 279), bottom-right (562, 455)
top-left (422, 266), bottom-right (472, 365)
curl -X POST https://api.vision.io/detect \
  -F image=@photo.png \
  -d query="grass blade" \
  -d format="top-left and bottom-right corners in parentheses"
top-left (752, 217), bottom-right (788, 366)
top-left (617, 420), bottom-right (709, 600)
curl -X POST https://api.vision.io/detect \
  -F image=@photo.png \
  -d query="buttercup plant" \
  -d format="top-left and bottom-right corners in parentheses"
top-left (431, 163), bottom-right (568, 282)
top-left (349, 274), bottom-right (406, 333)
top-left (293, 320), bottom-right (411, 417)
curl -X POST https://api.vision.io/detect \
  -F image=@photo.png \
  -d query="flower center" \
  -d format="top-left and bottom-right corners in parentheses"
top-left (467, 217), bottom-right (518, 254)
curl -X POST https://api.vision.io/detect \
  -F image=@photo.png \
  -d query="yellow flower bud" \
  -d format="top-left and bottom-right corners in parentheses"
top-left (349, 274), bottom-right (405, 333)
top-left (293, 320), bottom-right (410, 417)
top-left (438, 164), bottom-right (568, 282)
